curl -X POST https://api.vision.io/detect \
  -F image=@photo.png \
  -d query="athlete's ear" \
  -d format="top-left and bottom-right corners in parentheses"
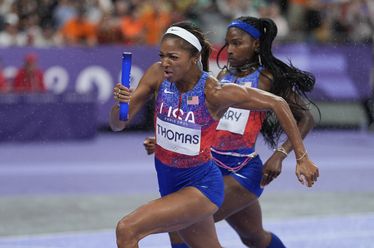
top-left (193, 53), bottom-right (201, 63)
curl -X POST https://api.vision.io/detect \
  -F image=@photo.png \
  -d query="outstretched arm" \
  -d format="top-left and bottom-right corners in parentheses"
top-left (261, 93), bottom-right (315, 186)
top-left (109, 63), bottom-right (162, 131)
top-left (205, 78), bottom-right (319, 187)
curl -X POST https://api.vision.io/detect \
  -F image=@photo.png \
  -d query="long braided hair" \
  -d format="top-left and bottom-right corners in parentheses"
top-left (216, 16), bottom-right (319, 148)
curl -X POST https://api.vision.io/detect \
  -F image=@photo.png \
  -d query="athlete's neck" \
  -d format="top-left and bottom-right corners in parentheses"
top-left (175, 70), bottom-right (202, 93)
top-left (229, 61), bottom-right (259, 77)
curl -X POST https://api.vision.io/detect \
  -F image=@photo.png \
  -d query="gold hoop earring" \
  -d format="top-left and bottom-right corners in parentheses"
top-left (258, 54), bottom-right (262, 66)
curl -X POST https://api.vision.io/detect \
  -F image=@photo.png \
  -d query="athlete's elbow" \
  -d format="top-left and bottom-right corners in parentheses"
top-left (110, 121), bottom-right (126, 132)
top-left (271, 96), bottom-right (288, 111)
top-left (110, 124), bottom-right (122, 132)
top-left (109, 115), bottom-right (126, 132)
top-left (270, 96), bottom-right (294, 118)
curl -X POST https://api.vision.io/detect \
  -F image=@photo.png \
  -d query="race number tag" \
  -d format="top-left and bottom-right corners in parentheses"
top-left (156, 115), bottom-right (201, 156)
top-left (216, 80), bottom-right (253, 135)
top-left (216, 107), bottom-right (250, 135)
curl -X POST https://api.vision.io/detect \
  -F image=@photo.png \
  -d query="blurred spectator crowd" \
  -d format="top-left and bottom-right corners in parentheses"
top-left (0, 0), bottom-right (373, 47)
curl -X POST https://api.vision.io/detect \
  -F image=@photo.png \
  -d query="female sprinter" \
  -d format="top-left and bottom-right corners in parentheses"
top-left (143, 17), bottom-right (319, 248)
top-left (208, 16), bottom-right (319, 248)
top-left (110, 21), bottom-right (319, 248)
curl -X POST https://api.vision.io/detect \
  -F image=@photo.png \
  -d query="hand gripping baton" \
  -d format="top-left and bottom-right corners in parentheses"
top-left (119, 52), bottom-right (132, 121)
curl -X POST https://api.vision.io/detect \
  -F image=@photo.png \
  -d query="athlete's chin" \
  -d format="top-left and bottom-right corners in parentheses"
top-left (164, 72), bottom-right (174, 81)
top-left (165, 74), bottom-right (179, 83)
top-left (228, 59), bottom-right (241, 67)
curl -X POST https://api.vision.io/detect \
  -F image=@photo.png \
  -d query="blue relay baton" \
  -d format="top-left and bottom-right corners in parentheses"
top-left (120, 52), bottom-right (132, 121)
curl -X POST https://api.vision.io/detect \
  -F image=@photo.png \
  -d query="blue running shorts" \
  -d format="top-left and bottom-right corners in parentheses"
top-left (155, 158), bottom-right (224, 208)
top-left (211, 149), bottom-right (264, 198)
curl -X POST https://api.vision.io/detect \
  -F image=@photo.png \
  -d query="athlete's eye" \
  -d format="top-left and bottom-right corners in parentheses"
top-left (232, 40), bottom-right (241, 46)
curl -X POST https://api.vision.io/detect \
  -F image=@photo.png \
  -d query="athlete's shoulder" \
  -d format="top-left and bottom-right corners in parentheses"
top-left (141, 62), bottom-right (164, 89)
top-left (205, 74), bottom-right (220, 91)
top-left (147, 62), bottom-right (164, 77)
top-left (258, 68), bottom-right (273, 91)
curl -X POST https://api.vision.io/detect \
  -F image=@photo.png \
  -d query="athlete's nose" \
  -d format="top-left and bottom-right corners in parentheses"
top-left (160, 57), bottom-right (171, 68)
top-left (227, 47), bottom-right (235, 60)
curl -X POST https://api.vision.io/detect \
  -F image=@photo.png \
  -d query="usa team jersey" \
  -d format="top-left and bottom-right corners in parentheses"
top-left (154, 72), bottom-right (218, 168)
top-left (213, 67), bottom-right (266, 151)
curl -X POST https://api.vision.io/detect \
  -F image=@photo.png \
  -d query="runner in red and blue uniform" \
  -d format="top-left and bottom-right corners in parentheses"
top-left (154, 70), bottom-right (223, 208)
top-left (208, 17), bottom-right (319, 248)
top-left (142, 17), bottom-right (319, 248)
top-left (111, 20), bottom-right (319, 248)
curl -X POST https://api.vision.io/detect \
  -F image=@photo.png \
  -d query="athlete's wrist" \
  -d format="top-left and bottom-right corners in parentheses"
top-left (274, 146), bottom-right (288, 158)
top-left (296, 151), bottom-right (308, 162)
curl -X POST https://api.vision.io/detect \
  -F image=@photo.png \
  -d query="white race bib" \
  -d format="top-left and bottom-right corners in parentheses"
top-left (156, 115), bottom-right (201, 156)
top-left (216, 107), bottom-right (250, 135)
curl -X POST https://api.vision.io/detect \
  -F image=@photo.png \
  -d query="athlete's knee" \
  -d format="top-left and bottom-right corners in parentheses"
top-left (116, 217), bottom-right (140, 247)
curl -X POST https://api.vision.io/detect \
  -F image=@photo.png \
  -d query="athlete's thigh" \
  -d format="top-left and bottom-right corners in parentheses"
top-left (225, 199), bottom-right (264, 237)
top-left (178, 216), bottom-right (221, 248)
top-left (121, 186), bottom-right (218, 239)
top-left (214, 175), bottom-right (258, 222)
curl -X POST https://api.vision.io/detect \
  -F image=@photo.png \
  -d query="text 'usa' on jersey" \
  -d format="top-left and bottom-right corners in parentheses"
top-left (154, 72), bottom-right (218, 168)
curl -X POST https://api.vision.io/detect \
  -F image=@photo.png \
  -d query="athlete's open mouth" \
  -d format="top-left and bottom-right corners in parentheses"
top-left (164, 71), bottom-right (173, 78)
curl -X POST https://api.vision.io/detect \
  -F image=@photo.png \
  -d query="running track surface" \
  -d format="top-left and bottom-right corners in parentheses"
top-left (1, 130), bottom-right (374, 247)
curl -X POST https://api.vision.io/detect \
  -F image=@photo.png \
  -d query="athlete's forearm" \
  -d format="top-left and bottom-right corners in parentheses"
top-left (109, 104), bottom-right (127, 131)
top-left (276, 110), bottom-right (314, 158)
top-left (270, 98), bottom-right (307, 158)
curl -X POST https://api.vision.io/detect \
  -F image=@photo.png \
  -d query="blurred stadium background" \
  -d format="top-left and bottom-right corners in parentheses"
top-left (0, 0), bottom-right (374, 247)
